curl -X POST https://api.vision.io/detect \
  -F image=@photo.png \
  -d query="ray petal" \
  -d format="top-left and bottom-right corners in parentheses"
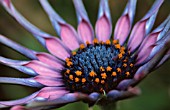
top-left (0, 77), bottom-right (43, 87)
top-left (0, 0), bottom-right (70, 60)
top-left (0, 56), bottom-right (38, 76)
top-left (0, 34), bottom-right (37, 60)
top-left (73, 0), bottom-right (94, 43)
top-left (127, 0), bottom-right (164, 52)
top-left (114, 0), bottom-right (137, 45)
top-left (134, 30), bottom-right (170, 81)
top-left (39, 0), bottom-right (81, 50)
top-left (136, 15), bottom-right (170, 65)
top-left (95, 0), bottom-right (112, 42)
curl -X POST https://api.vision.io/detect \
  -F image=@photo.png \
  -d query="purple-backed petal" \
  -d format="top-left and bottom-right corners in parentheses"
top-left (117, 79), bottom-right (135, 90)
top-left (11, 105), bottom-right (28, 110)
top-left (24, 60), bottom-right (62, 78)
top-left (0, 77), bottom-right (43, 87)
top-left (0, 35), bottom-right (37, 60)
top-left (39, 0), bottom-right (81, 50)
top-left (34, 75), bottom-right (63, 87)
top-left (134, 31), bottom-right (170, 81)
top-left (0, 0), bottom-right (71, 60)
top-left (45, 38), bottom-right (70, 60)
top-left (27, 92), bottom-right (89, 109)
top-left (73, 0), bottom-right (94, 43)
top-left (0, 56), bottom-right (38, 76)
top-left (95, 0), bottom-right (112, 42)
top-left (155, 50), bottom-right (170, 68)
top-left (36, 53), bottom-right (64, 69)
top-left (107, 87), bottom-right (141, 101)
top-left (136, 15), bottom-right (170, 65)
top-left (127, 0), bottom-right (164, 52)
top-left (0, 91), bottom-right (39, 107)
top-left (37, 87), bottom-right (68, 100)
top-left (114, 0), bottom-right (136, 45)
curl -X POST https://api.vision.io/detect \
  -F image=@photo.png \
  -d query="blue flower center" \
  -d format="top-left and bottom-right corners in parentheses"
top-left (62, 39), bottom-right (136, 94)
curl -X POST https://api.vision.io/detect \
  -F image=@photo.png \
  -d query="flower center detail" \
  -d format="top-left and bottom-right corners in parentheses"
top-left (62, 39), bottom-right (136, 94)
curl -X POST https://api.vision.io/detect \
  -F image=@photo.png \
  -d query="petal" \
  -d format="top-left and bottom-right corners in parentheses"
top-left (10, 105), bottom-right (30, 110)
top-left (39, 0), bottom-right (81, 50)
top-left (134, 30), bottom-right (170, 81)
top-left (34, 75), bottom-right (63, 87)
top-left (127, 0), bottom-right (164, 52)
top-left (24, 60), bottom-right (62, 78)
top-left (36, 53), bottom-right (64, 69)
top-left (45, 38), bottom-right (70, 60)
top-left (107, 87), bottom-right (141, 101)
top-left (0, 0), bottom-right (71, 59)
top-left (154, 50), bottom-right (170, 68)
top-left (0, 77), bottom-right (43, 87)
top-left (0, 56), bottom-right (38, 76)
top-left (95, 0), bottom-right (112, 41)
top-left (0, 35), bottom-right (37, 60)
top-left (37, 87), bottom-right (68, 100)
top-left (73, 0), bottom-right (94, 43)
top-left (27, 93), bottom-right (90, 109)
top-left (11, 106), bottom-right (28, 110)
top-left (0, 91), bottom-right (39, 107)
top-left (114, 0), bottom-right (137, 45)
top-left (136, 15), bottom-right (170, 65)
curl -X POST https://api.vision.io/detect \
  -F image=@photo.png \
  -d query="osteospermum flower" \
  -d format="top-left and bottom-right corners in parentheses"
top-left (0, 0), bottom-right (170, 109)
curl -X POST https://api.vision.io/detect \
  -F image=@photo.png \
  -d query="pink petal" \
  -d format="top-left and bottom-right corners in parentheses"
top-left (128, 21), bottom-right (146, 52)
top-left (136, 32), bottom-right (159, 65)
top-left (60, 24), bottom-right (80, 50)
top-left (36, 53), bottom-right (63, 70)
top-left (11, 106), bottom-right (28, 110)
top-left (34, 75), bottom-right (63, 87)
top-left (45, 38), bottom-right (70, 60)
top-left (95, 14), bottom-right (112, 42)
top-left (78, 20), bottom-right (94, 43)
top-left (37, 87), bottom-right (68, 100)
top-left (24, 61), bottom-right (61, 78)
top-left (114, 15), bottom-right (130, 45)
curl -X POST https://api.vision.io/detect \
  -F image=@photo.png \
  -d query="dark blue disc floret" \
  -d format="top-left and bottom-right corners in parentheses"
top-left (62, 39), bottom-right (137, 94)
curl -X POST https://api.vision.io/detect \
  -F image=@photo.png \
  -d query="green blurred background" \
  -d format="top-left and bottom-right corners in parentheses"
top-left (0, 0), bottom-right (170, 110)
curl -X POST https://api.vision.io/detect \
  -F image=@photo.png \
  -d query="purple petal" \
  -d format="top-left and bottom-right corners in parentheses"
top-left (136, 15), bottom-right (170, 65)
top-left (114, 0), bottom-right (136, 45)
top-left (73, 0), bottom-right (94, 43)
top-left (95, 0), bottom-right (112, 41)
top-left (45, 38), bottom-right (70, 60)
top-left (34, 75), bottom-right (63, 87)
top-left (0, 91), bottom-right (39, 107)
top-left (107, 87), bottom-right (141, 101)
top-left (24, 60), bottom-right (62, 78)
top-left (0, 35), bottom-right (37, 60)
top-left (36, 53), bottom-right (64, 69)
top-left (117, 79), bottom-right (135, 90)
top-left (36, 87), bottom-right (68, 101)
top-left (0, 0), bottom-right (71, 59)
top-left (0, 77), bottom-right (43, 87)
top-left (155, 50), bottom-right (170, 68)
top-left (134, 31), bottom-right (170, 81)
top-left (0, 56), bottom-right (38, 76)
top-left (127, 0), bottom-right (164, 52)
top-left (11, 105), bottom-right (28, 110)
top-left (27, 93), bottom-right (89, 108)
top-left (39, 0), bottom-right (81, 50)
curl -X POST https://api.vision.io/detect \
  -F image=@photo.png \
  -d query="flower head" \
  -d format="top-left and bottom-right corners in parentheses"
top-left (0, 0), bottom-right (170, 109)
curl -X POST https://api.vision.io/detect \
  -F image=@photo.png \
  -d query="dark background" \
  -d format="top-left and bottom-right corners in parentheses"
top-left (0, 0), bottom-right (170, 110)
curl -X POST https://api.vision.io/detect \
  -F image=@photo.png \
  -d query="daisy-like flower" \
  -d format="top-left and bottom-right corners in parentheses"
top-left (0, 0), bottom-right (170, 110)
